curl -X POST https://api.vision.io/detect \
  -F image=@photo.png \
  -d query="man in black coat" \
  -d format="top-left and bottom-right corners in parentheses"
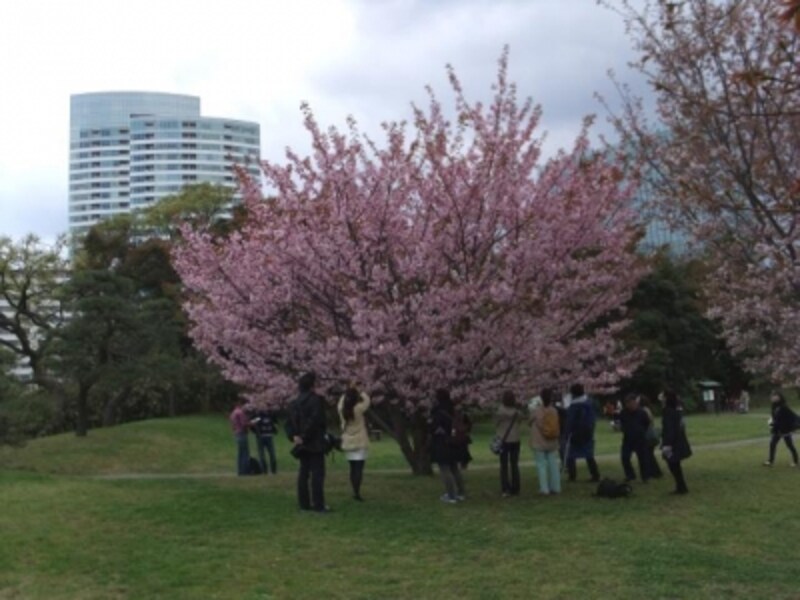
top-left (619, 394), bottom-right (654, 482)
top-left (285, 372), bottom-right (330, 512)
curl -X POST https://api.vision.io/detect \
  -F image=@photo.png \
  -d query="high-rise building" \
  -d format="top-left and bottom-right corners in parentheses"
top-left (69, 92), bottom-right (260, 234)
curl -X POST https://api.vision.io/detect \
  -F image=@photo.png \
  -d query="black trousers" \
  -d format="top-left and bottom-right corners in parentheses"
top-left (621, 439), bottom-right (652, 481)
top-left (667, 459), bottom-right (688, 493)
top-left (297, 452), bottom-right (326, 510)
top-left (500, 442), bottom-right (521, 494)
top-left (567, 456), bottom-right (599, 482)
top-left (769, 433), bottom-right (799, 464)
top-left (349, 460), bottom-right (365, 498)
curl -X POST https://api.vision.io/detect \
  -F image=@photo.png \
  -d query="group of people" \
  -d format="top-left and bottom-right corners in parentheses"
top-left (228, 400), bottom-right (279, 476)
top-left (478, 384), bottom-right (692, 502)
top-left (229, 373), bottom-right (798, 513)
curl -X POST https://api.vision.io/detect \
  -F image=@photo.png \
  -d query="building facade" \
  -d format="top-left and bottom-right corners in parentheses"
top-left (69, 92), bottom-right (260, 234)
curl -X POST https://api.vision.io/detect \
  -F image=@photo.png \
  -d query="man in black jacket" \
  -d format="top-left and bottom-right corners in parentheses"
top-left (619, 394), bottom-right (654, 482)
top-left (285, 372), bottom-right (330, 512)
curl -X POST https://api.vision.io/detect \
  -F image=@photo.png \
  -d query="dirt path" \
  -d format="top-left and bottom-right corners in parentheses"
top-left (92, 434), bottom-right (773, 481)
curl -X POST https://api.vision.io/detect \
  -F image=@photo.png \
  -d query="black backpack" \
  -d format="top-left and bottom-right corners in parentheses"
top-left (594, 478), bottom-right (632, 499)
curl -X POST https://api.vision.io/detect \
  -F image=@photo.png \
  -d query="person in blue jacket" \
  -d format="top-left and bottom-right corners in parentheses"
top-left (564, 383), bottom-right (600, 482)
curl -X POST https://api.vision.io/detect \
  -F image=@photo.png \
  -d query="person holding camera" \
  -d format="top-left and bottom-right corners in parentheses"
top-left (338, 384), bottom-right (372, 501)
top-left (286, 372), bottom-right (331, 513)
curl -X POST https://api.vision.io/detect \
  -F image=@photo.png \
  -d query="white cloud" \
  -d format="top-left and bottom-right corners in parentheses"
top-left (0, 0), bottom-right (648, 239)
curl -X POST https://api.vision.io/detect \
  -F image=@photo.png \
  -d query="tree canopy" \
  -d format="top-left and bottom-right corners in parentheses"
top-left (173, 54), bottom-right (647, 471)
top-left (605, 0), bottom-right (800, 385)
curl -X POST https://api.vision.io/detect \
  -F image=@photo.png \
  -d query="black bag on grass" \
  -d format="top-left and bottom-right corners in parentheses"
top-left (594, 478), bottom-right (632, 499)
top-left (248, 457), bottom-right (263, 475)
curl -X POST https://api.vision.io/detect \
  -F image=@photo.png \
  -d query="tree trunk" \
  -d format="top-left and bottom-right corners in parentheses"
top-left (385, 405), bottom-right (433, 475)
top-left (168, 387), bottom-right (177, 417)
top-left (102, 386), bottom-right (131, 427)
top-left (75, 382), bottom-right (90, 437)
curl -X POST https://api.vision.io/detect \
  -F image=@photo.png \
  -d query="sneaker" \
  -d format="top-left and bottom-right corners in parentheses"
top-left (501, 492), bottom-right (511, 498)
top-left (456, 495), bottom-right (466, 502)
top-left (791, 462), bottom-right (798, 468)
top-left (763, 461), bottom-right (773, 467)
top-left (314, 506), bottom-right (334, 513)
top-left (440, 494), bottom-right (457, 504)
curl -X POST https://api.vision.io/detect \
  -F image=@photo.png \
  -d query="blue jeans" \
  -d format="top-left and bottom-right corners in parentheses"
top-left (256, 435), bottom-right (277, 474)
top-left (235, 434), bottom-right (250, 476)
top-left (534, 449), bottom-right (561, 494)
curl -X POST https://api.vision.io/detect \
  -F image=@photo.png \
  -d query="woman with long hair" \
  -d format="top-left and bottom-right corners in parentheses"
top-left (495, 391), bottom-right (521, 497)
top-left (660, 390), bottom-right (692, 495)
top-left (430, 388), bottom-right (466, 504)
top-left (338, 384), bottom-right (372, 501)
top-left (764, 391), bottom-right (799, 467)
top-left (638, 394), bottom-right (663, 479)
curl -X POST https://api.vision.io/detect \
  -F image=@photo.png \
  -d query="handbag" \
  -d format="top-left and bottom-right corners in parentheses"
top-left (490, 413), bottom-right (518, 456)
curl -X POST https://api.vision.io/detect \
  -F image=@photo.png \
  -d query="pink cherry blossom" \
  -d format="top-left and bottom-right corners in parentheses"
top-left (172, 52), bottom-right (646, 471)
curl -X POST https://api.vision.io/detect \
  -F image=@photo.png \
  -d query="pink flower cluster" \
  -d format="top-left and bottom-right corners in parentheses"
top-left (173, 54), bottom-right (646, 411)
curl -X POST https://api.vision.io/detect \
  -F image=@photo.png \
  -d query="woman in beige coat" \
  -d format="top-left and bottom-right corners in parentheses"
top-left (338, 386), bottom-right (371, 501)
top-left (495, 391), bottom-right (522, 497)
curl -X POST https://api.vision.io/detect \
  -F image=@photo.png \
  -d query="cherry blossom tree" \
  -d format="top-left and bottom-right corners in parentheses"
top-left (604, 0), bottom-right (800, 385)
top-left (173, 53), bottom-right (646, 473)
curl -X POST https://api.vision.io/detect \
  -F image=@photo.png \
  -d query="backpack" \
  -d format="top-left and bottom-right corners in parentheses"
top-left (449, 411), bottom-right (472, 446)
top-left (254, 412), bottom-right (277, 436)
top-left (594, 478), bottom-right (632, 499)
top-left (571, 403), bottom-right (594, 444)
top-left (540, 408), bottom-right (560, 440)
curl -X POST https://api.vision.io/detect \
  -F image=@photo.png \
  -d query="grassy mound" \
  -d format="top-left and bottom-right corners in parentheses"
top-left (2, 412), bottom-right (793, 599)
top-left (0, 412), bottom-right (769, 476)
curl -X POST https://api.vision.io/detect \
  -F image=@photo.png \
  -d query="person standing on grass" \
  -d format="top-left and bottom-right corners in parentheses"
top-left (764, 391), bottom-right (799, 468)
top-left (229, 398), bottom-right (251, 476)
top-left (338, 385), bottom-right (371, 501)
top-left (430, 388), bottom-right (466, 504)
top-left (660, 390), bottom-right (692, 495)
top-left (564, 383), bottom-right (600, 483)
top-left (286, 372), bottom-right (331, 513)
top-left (251, 409), bottom-right (279, 475)
top-left (495, 391), bottom-right (522, 497)
top-left (639, 395), bottom-right (663, 479)
top-left (530, 388), bottom-right (562, 496)
top-left (619, 394), bottom-right (652, 483)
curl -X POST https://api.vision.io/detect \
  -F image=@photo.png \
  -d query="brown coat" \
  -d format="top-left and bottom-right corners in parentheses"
top-left (529, 405), bottom-right (560, 452)
top-left (494, 405), bottom-right (521, 444)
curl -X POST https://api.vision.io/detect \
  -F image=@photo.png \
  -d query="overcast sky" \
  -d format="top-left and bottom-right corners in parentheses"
top-left (0, 0), bottom-right (649, 241)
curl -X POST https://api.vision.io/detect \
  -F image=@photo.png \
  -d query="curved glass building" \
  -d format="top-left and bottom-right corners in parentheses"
top-left (69, 92), bottom-right (260, 234)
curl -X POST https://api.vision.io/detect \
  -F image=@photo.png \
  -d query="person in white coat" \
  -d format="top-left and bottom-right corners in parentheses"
top-left (338, 386), bottom-right (372, 501)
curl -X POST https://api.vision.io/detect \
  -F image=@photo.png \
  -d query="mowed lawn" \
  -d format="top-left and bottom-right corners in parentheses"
top-left (1, 412), bottom-right (797, 599)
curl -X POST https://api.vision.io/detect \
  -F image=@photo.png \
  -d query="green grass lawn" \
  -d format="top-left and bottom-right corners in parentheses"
top-left (1, 412), bottom-right (796, 599)
top-left (0, 411), bottom-right (771, 475)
